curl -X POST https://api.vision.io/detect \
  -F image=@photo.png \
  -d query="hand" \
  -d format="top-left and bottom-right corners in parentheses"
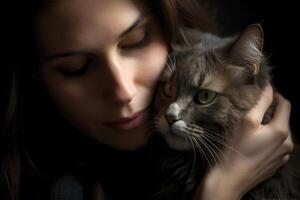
top-left (193, 83), bottom-right (294, 200)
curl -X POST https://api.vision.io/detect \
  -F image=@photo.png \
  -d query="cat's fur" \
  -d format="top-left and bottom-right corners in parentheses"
top-left (153, 24), bottom-right (300, 200)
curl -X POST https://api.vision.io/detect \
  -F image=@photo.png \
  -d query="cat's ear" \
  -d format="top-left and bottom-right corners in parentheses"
top-left (229, 24), bottom-right (264, 74)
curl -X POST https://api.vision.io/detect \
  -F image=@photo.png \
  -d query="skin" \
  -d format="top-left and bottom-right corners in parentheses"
top-left (34, 0), bottom-right (294, 199)
top-left (35, 0), bottom-right (168, 150)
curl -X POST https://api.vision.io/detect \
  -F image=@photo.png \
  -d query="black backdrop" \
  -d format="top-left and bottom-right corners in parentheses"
top-left (214, 0), bottom-right (300, 142)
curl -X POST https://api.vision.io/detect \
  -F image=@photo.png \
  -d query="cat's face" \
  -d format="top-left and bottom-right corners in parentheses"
top-left (154, 25), bottom-right (267, 151)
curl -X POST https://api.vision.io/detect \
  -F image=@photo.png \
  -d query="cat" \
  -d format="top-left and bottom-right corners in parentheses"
top-left (152, 24), bottom-right (300, 200)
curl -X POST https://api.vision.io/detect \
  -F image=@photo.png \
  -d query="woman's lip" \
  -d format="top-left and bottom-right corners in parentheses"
top-left (104, 108), bottom-right (149, 130)
top-left (115, 112), bottom-right (142, 123)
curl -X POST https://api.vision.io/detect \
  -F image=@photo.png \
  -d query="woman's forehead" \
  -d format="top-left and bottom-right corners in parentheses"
top-left (35, 0), bottom-right (148, 56)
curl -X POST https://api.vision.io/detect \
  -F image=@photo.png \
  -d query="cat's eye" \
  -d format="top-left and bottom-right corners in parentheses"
top-left (195, 89), bottom-right (217, 105)
top-left (161, 82), bottom-right (172, 98)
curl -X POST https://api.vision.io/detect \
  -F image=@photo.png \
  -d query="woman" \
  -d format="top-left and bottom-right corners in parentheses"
top-left (1, 0), bottom-right (294, 199)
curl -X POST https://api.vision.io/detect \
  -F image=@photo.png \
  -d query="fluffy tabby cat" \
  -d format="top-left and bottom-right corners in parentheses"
top-left (152, 24), bottom-right (300, 200)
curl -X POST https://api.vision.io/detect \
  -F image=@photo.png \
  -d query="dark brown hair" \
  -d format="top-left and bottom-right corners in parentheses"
top-left (1, 0), bottom-right (218, 199)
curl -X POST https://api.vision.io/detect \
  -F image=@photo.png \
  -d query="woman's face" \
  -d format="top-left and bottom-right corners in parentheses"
top-left (35, 0), bottom-right (168, 150)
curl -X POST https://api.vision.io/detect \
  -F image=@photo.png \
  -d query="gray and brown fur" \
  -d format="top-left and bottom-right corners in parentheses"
top-left (152, 25), bottom-right (300, 200)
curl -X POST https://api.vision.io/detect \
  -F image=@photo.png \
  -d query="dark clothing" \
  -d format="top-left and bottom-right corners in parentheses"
top-left (34, 135), bottom-right (164, 200)
top-left (51, 176), bottom-right (84, 200)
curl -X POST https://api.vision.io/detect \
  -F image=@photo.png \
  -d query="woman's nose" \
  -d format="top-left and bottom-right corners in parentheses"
top-left (104, 55), bottom-right (137, 104)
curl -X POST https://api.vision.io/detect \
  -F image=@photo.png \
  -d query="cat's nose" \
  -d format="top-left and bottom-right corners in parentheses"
top-left (165, 114), bottom-right (181, 126)
top-left (165, 103), bottom-right (182, 126)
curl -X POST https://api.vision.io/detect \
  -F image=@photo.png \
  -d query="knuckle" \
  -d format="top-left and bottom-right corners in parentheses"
top-left (274, 127), bottom-right (289, 141)
top-left (266, 89), bottom-right (274, 103)
top-left (283, 97), bottom-right (292, 109)
top-left (243, 115), bottom-right (260, 128)
top-left (286, 99), bottom-right (292, 110)
top-left (282, 155), bottom-right (290, 163)
top-left (284, 140), bottom-right (294, 153)
top-left (278, 94), bottom-right (292, 110)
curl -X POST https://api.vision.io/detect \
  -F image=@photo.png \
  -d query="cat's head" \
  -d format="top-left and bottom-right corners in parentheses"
top-left (154, 24), bottom-right (270, 151)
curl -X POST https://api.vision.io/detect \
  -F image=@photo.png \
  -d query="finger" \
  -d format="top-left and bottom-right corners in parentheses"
top-left (245, 83), bottom-right (273, 127)
top-left (269, 131), bottom-right (294, 161)
top-left (280, 130), bottom-right (294, 155)
top-left (267, 154), bottom-right (290, 178)
top-left (283, 129), bottom-right (294, 153)
top-left (268, 93), bottom-right (291, 131)
top-left (253, 126), bottom-right (293, 161)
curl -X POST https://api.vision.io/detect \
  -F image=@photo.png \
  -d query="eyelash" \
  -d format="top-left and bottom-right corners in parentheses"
top-left (60, 59), bottom-right (92, 77)
top-left (120, 28), bottom-right (150, 50)
top-left (60, 28), bottom-right (151, 77)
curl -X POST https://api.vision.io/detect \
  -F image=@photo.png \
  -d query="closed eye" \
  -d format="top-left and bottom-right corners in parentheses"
top-left (59, 59), bottom-right (93, 77)
top-left (119, 26), bottom-right (150, 50)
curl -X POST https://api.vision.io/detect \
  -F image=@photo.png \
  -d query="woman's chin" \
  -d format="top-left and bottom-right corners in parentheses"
top-left (93, 124), bottom-right (152, 151)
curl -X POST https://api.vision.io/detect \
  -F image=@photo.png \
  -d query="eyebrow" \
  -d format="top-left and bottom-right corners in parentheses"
top-left (43, 14), bottom-right (148, 62)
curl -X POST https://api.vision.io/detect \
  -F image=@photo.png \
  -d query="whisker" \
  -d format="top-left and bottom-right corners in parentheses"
top-left (185, 125), bottom-right (245, 157)
top-left (186, 134), bottom-right (197, 173)
top-left (173, 53), bottom-right (176, 71)
top-left (195, 135), bottom-right (219, 168)
top-left (189, 135), bottom-right (205, 164)
top-left (189, 133), bottom-right (216, 168)
top-left (200, 135), bottom-right (225, 170)
top-left (191, 136), bottom-right (212, 169)
top-left (204, 131), bottom-right (245, 157)
top-left (167, 54), bottom-right (175, 73)
top-left (187, 124), bottom-right (227, 140)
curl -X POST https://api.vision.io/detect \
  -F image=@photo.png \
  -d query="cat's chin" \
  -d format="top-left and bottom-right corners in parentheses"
top-left (163, 133), bottom-right (191, 151)
top-left (156, 116), bottom-right (191, 151)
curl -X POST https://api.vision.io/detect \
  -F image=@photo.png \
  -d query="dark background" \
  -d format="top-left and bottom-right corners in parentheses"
top-left (214, 0), bottom-right (299, 142)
